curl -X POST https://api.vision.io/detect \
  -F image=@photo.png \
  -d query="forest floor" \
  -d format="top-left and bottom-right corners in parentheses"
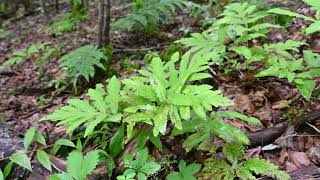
top-left (1, 1), bottom-right (320, 179)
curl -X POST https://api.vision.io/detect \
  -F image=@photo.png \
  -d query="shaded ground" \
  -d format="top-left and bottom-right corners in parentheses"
top-left (1, 1), bottom-right (320, 179)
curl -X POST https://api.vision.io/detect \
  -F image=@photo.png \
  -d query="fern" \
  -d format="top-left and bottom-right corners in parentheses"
top-left (42, 76), bottom-right (122, 136)
top-left (236, 158), bottom-right (290, 180)
top-left (212, 2), bottom-right (279, 44)
top-left (175, 32), bottom-right (226, 65)
top-left (171, 110), bottom-right (262, 152)
top-left (198, 143), bottom-right (290, 180)
top-left (3, 43), bottom-right (49, 66)
top-left (256, 51), bottom-right (320, 100)
top-left (48, 13), bottom-right (86, 35)
top-left (268, 0), bottom-right (320, 34)
top-left (176, 2), bottom-right (279, 67)
top-left (229, 40), bottom-right (306, 67)
top-left (59, 45), bottom-right (108, 86)
top-left (122, 52), bottom-right (234, 136)
top-left (113, 0), bottom-right (188, 32)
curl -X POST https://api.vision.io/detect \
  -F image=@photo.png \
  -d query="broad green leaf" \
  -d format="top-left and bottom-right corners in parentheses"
top-left (36, 150), bottom-right (52, 172)
top-left (3, 161), bottom-right (13, 179)
top-left (109, 125), bottom-right (124, 157)
top-left (268, 8), bottom-right (315, 22)
top-left (0, 169), bottom-right (3, 180)
top-left (303, 0), bottom-right (320, 11)
top-left (294, 79), bottom-right (315, 100)
top-left (149, 134), bottom-right (163, 151)
top-left (230, 46), bottom-right (252, 59)
top-left (216, 111), bottom-right (262, 126)
top-left (24, 127), bottom-right (35, 149)
top-left (9, 153), bottom-right (32, 171)
top-left (55, 139), bottom-right (76, 148)
top-left (66, 151), bottom-right (100, 180)
top-left (34, 132), bottom-right (46, 146)
top-left (306, 21), bottom-right (320, 34)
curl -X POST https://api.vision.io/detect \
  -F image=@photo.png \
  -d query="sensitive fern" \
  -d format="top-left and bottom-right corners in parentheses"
top-left (176, 2), bottom-right (279, 67)
top-left (122, 52), bottom-right (233, 136)
top-left (171, 111), bottom-right (261, 152)
top-left (212, 2), bottom-right (278, 44)
top-left (199, 144), bottom-right (290, 180)
top-left (59, 45), bottom-right (108, 86)
top-left (43, 76), bottom-right (122, 136)
top-left (175, 32), bottom-right (226, 64)
top-left (256, 50), bottom-right (320, 100)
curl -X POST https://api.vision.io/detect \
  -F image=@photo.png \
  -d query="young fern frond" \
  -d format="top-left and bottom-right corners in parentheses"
top-left (42, 76), bottom-right (122, 137)
top-left (59, 45), bottom-right (108, 86)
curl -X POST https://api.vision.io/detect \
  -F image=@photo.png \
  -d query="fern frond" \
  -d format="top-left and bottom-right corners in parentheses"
top-left (175, 32), bottom-right (226, 64)
top-left (174, 118), bottom-right (249, 152)
top-left (42, 77), bottom-right (122, 137)
top-left (113, 0), bottom-right (188, 32)
top-left (123, 52), bottom-right (233, 136)
top-left (236, 158), bottom-right (290, 180)
top-left (60, 45), bottom-right (108, 86)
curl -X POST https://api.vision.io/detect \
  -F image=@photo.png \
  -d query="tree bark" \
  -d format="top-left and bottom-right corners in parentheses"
top-left (40, 0), bottom-right (50, 23)
top-left (103, 0), bottom-right (111, 46)
top-left (55, 0), bottom-right (59, 13)
top-left (97, 0), bottom-right (105, 48)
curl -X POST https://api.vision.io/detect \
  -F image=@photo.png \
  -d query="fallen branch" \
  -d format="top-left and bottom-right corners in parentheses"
top-left (247, 122), bottom-right (289, 147)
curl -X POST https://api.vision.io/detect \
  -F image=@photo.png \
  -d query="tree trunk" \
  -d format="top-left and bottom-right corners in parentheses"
top-left (103, 0), bottom-right (111, 46)
top-left (55, 0), bottom-right (59, 13)
top-left (40, 0), bottom-right (50, 23)
top-left (97, 0), bottom-right (105, 48)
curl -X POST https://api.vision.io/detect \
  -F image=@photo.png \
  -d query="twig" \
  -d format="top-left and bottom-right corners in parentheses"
top-left (18, 103), bottom-right (54, 120)
top-left (306, 122), bottom-right (320, 134)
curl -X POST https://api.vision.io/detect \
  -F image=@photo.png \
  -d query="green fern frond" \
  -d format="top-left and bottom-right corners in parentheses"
top-left (60, 45), bottom-right (108, 86)
top-left (123, 52), bottom-right (233, 136)
top-left (173, 118), bottom-right (250, 152)
top-left (113, 0), bottom-right (188, 31)
top-left (236, 158), bottom-right (290, 180)
top-left (175, 32), bottom-right (226, 64)
top-left (42, 77), bottom-right (122, 137)
top-left (199, 157), bottom-right (290, 180)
